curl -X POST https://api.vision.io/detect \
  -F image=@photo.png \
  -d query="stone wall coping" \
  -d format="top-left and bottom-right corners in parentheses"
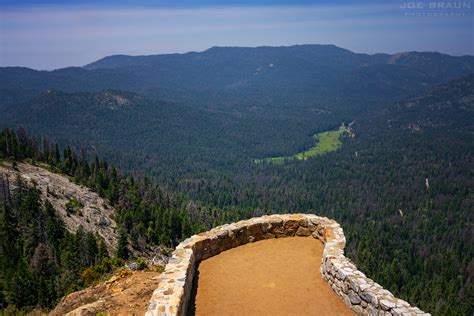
top-left (146, 214), bottom-right (430, 316)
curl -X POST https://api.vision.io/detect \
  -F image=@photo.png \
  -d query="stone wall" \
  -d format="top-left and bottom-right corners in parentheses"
top-left (145, 214), bottom-right (430, 316)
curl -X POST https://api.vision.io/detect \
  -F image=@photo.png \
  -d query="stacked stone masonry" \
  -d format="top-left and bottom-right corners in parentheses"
top-left (146, 214), bottom-right (430, 316)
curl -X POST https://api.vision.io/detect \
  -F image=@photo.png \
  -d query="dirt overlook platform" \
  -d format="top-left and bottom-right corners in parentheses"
top-left (192, 236), bottom-right (353, 315)
top-left (146, 214), bottom-right (429, 316)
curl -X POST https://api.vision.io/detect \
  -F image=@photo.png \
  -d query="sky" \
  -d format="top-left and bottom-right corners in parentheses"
top-left (0, 0), bottom-right (472, 70)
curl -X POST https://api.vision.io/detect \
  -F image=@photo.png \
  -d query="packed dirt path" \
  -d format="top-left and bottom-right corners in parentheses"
top-left (192, 237), bottom-right (354, 316)
top-left (50, 270), bottom-right (161, 316)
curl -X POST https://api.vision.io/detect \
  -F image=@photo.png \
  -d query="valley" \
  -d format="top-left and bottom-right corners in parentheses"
top-left (0, 46), bottom-right (473, 315)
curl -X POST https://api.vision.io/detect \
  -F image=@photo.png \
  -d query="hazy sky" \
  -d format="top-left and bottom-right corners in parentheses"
top-left (1, 0), bottom-right (472, 70)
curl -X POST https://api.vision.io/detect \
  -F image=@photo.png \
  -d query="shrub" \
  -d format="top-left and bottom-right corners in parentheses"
top-left (136, 258), bottom-right (148, 270)
top-left (81, 267), bottom-right (100, 286)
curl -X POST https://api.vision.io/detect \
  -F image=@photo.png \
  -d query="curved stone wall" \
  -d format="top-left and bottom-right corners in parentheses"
top-left (145, 214), bottom-right (429, 316)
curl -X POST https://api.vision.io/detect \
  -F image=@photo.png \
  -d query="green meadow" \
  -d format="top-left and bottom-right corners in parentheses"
top-left (254, 125), bottom-right (347, 164)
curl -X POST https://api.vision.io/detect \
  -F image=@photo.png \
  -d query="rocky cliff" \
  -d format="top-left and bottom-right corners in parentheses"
top-left (0, 161), bottom-right (118, 253)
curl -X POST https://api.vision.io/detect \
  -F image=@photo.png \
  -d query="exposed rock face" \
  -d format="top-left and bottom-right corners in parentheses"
top-left (0, 162), bottom-right (118, 254)
top-left (146, 214), bottom-right (430, 316)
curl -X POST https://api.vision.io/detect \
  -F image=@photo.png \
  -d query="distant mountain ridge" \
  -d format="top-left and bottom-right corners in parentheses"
top-left (83, 44), bottom-right (385, 70)
top-left (83, 44), bottom-right (470, 71)
top-left (1, 44), bottom-right (473, 110)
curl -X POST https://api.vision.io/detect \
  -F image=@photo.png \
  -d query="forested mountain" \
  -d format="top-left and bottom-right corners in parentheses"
top-left (2, 45), bottom-right (474, 112)
top-left (0, 45), bottom-right (473, 315)
top-left (83, 46), bottom-right (473, 103)
top-left (1, 46), bottom-right (474, 185)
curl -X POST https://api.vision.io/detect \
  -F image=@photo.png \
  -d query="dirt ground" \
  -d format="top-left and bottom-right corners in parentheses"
top-left (50, 270), bottom-right (161, 316)
top-left (192, 237), bottom-right (354, 316)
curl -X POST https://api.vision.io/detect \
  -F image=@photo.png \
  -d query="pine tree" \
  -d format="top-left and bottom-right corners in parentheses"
top-left (97, 238), bottom-right (109, 260)
top-left (116, 228), bottom-right (129, 260)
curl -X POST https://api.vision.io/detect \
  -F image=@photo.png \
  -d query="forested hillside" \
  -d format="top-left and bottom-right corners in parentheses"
top-left (0, 129), bottom-right (234, 313)
top-left (0, 170), bottom-right (111, 311)
top-left (175, 75), bottom-right (474, 315)
top-left (0, 46), bottom-right (473, 315)
top-left (0, 161), bottom-right (119, 254)
top-left (0, 88), bottom-right (346, 182)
